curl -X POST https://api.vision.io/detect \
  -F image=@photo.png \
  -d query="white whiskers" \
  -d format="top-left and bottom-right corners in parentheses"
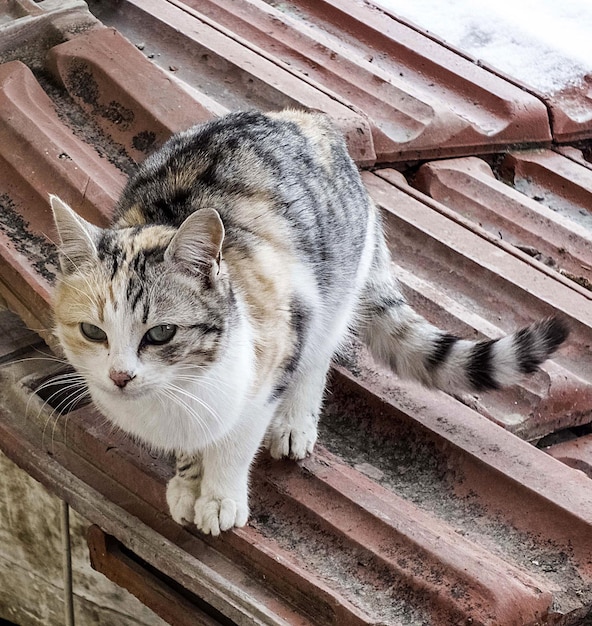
top-left (172, 363), bottom-right (236, 393)
top-left (160, 384), bottom-right (217, 441)
top-left (32, 370), bottom-right (89, 453)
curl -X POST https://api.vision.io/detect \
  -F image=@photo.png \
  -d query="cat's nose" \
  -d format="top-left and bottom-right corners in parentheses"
top-left (109, 369), bottom-right (134, 388)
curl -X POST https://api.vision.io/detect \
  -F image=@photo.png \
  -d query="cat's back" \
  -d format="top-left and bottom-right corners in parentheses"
top-left (107, 110), bottom-right (376, 391)
top-left (114, 109), bottom-right (373, 302)
top-left (114, 109), bottom-right (368, 232)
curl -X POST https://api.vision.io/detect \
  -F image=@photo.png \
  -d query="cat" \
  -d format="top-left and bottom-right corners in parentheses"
top-left (50, 109), bottom-right (568, 536)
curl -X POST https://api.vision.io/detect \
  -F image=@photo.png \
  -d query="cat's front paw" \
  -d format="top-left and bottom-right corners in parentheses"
top-left (166, 475), bottom-right (200, 525)
top-left (193, 492), bottom-right (249, 536)
top-left (266, 419), bottom-right (317, 460)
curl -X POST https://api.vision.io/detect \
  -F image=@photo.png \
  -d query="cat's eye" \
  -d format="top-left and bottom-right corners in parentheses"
top-left (80, 322), bottom-right (107, 342)
top-left (144, 324), bottom-right (177, 345)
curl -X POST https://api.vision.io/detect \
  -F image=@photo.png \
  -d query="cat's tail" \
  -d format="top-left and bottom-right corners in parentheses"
top-left (358, 291), bottom-right (568, 395)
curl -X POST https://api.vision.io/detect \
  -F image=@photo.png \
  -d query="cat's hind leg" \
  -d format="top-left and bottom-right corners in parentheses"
top-left (265, 218), bottom-right (377, 461)
top-left (265, 303), bottom-right (357, 460)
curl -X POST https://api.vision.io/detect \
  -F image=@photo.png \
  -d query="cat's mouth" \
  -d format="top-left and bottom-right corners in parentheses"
top-left (95, 381), bottom-right (148, 400)
top-left (115, 385), bottom-right (150, 399)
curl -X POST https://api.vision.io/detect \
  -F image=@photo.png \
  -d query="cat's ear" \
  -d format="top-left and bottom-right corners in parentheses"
top-left (165, 208), bottom-right (225, 280)
top-left (50, 195), bottom-right (101, 273)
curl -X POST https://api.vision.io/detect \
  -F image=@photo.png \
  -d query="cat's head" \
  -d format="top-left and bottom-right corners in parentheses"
top-left (50, 195), bottom-right (235, 448)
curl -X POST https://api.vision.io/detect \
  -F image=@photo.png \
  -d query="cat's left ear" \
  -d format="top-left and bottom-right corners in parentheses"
top-left (49, 195), bottom-right (101, 274)
top-left (166, 208), bottom-right (225, 280)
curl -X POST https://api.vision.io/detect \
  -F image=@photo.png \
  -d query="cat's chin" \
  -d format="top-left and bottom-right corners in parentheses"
top-left (88, 382), bottom-right (158, 415)
top-left (88, 382), bottom-right (227, 453)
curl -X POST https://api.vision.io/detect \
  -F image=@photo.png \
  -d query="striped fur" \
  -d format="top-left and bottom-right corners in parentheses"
top-left (51, 110), bottom-right (568, 535)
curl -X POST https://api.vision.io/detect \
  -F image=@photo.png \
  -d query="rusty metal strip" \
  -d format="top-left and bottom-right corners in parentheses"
top-left (39, 403), bottom-right (376, 625)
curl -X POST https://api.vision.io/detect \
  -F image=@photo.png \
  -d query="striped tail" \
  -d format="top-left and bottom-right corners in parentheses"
top-left (361, 300), bottom-right (569, 394)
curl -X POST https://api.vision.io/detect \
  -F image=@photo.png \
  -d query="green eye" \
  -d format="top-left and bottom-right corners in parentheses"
top-left (144, 324), bottom-right (177, 345)
top-left (80, 322), bottom-right (107, 342)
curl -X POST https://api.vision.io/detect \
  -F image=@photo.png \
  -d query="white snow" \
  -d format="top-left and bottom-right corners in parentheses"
top-left (374, 0), bottom-right (592, 95)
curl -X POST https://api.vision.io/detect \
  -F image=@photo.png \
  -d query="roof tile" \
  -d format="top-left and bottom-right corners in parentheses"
top-left (88, 0), bottom-right (376, 165)
top-left (545, 434), bottom-right (592, 479)
top-left (0, 2), bottom-right (591, 624)
top-left (47, 26), bottom-right (226, 162)
top-left (366, 169), bottom-right (592, 440)
top-left (90, 0), bottom-right (552, 162)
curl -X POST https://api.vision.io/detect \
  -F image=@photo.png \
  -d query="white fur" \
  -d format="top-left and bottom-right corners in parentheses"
top-left (59, 276), bottom-right (283, 535)
top-left (265, 202), bottom-right (378, 459)
top-left (61, 306), bottom-right (255, 453)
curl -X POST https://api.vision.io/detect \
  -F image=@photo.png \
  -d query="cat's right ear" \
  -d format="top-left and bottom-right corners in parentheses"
top-left (165, 208), bottom-right (225, 282)
top-left (49, 195), bottom-right (100, 274)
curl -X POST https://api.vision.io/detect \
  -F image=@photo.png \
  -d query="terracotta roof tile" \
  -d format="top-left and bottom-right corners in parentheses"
top-left (415, 156), bottom-right (592, 298)
top-left (366, 169), bottom-right (592, 440)
top-left (545, 434), bottom-right (592, 479)
top-left (377, 4), bottom-right (592, 145)
top-left (0, 2), bottom-right (591, 624)
top-left (91, 0), bottom-right (553, 163)
top-left (47, 27), bottom-right (226, 162)
top-left (2, 351), bottom-right (591, 624)
top-left (87, 0), bottom-right (376, 165)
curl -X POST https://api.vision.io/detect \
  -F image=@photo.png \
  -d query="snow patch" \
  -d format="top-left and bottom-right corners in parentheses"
top-left (375, 0), bottom-right (592, 95)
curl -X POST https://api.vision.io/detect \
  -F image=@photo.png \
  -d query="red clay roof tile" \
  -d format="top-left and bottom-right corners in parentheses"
top-left (415, 156), bottom-right (592, 298)
top-left (93, 0), bottom-right (552, 163)
top-left (545, 434), bottom-right (592, 479)
top-left (376, 4), bottom-right (592, 145)
top-left (47, 27), bottom-right (226, 163)
top-left (0, 2), bottom-right (591, 624)
top-left (366, 169), bottom-right (592, 440)
top-left (88, 0), bottom-right (376, 165)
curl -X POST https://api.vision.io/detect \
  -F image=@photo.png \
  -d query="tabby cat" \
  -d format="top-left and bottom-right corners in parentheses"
top-left (51, 110), bottom-right (568, 535)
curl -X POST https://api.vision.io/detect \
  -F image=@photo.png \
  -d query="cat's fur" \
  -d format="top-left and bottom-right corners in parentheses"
top-left (51, 109), bottom-right (568, 535)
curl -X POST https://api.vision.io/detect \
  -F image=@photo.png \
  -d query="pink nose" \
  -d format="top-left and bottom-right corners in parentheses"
top-left (109, 370), bottom-right (134, 388)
